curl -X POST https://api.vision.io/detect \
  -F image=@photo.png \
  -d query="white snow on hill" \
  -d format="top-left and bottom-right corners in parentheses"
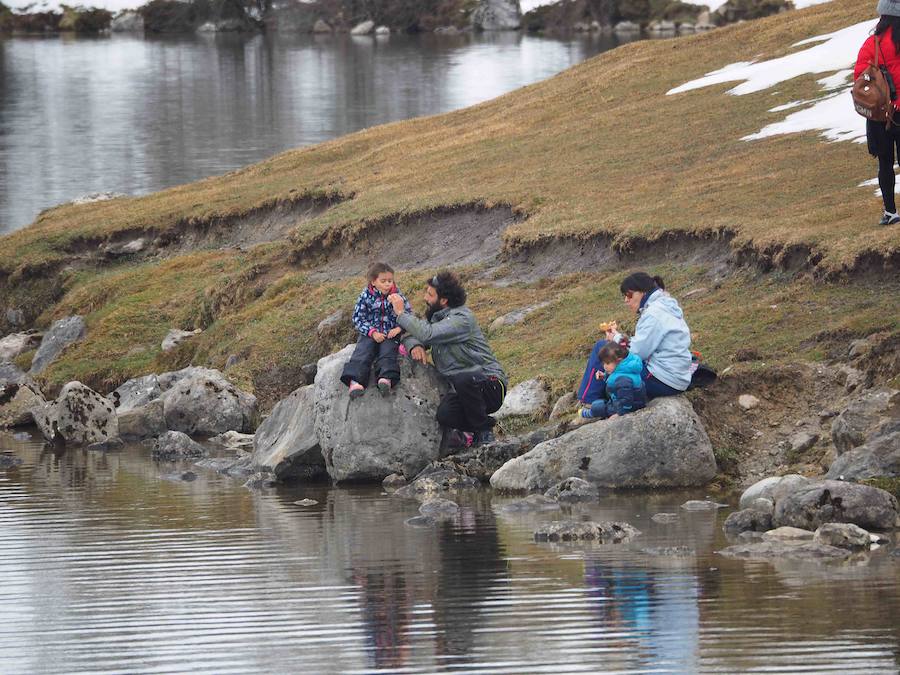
top-left (7, 0), bottom-right (142, 11)
top-left (522, 0), bottom-right (833, 13)
top-left (668, 20), bottom-right (874, 146)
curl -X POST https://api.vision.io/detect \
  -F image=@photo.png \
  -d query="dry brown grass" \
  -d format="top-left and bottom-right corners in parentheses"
top-left (7, 0), bottom-right (900, 408)
top-left (1, 0), bottom-right (890, 275)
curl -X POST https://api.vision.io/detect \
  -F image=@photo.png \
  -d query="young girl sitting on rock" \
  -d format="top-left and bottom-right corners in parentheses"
top-left (340, 262), bottom-right (412, 397)
top-left (576, 342), bottom-right (647, 422)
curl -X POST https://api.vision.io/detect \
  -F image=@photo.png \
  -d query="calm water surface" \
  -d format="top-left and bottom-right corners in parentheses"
top-left (1, 432), bottom-right (898, 674)
top-left (0, 31), bottom-right (621, 233)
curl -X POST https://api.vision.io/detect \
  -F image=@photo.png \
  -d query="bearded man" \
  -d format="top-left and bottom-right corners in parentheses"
top-left (388, 270), bottom-right (507, 447)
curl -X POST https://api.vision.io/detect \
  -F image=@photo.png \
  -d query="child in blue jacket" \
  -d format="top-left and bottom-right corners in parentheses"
top-left (340, 262), bottom-right (412, 397)
top-left (577, 342), bottom-right (647, 421)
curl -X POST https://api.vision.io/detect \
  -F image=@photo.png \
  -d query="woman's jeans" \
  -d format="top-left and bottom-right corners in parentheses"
top-left (578, 339), bottom-right (683, 404)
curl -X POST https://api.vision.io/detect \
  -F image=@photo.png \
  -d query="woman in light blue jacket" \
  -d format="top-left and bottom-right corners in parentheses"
top-left (578, 272), bottom-right (692, 402)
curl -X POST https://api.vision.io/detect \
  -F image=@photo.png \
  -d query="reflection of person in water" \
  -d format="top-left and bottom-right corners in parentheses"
top-left (353, 569), bottom-right (413, 670)
top-left (432, 505), bottom-right (508, 660)
top-left (585, 561), bottom-right (699, 671)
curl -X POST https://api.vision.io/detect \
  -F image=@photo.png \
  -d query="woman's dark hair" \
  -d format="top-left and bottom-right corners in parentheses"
top-left (598, 341), bottom-right (629, 364)
top-left (619, 272), bottom-right (665, 296)
top-left (429, 270), bottom-right (467, 308)
top-left (875, 16), bottom-right (900, 55)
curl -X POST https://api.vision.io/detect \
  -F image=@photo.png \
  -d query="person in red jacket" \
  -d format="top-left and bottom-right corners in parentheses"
top-left (856, 3), bottom-right (900, 226)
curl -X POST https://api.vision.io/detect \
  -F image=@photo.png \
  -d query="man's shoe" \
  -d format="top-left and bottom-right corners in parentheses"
top-left (377, 378), bottom-right (392, 395)
top-left (879, 211), bottom-right (900, 226)
top-left (472, 430), bottom-right (496, 446)
top-left (349, 381), bottom-right (365, 399)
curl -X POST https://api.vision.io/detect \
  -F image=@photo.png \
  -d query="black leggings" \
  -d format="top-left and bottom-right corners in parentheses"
top-left (868, 120), bottom-right (900, 212)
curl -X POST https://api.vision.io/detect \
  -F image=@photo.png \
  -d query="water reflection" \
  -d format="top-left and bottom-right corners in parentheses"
top-left (0, 434), bottom-right (898, 673)
top-left (0, 31), bottom-right (620, 233)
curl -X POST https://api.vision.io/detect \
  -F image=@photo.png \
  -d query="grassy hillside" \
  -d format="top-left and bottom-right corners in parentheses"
top-left (2, 0), bottom-right (898, 411)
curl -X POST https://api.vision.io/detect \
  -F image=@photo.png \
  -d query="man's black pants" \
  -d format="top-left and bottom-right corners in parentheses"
top-left (340, 335), bottom-right (400, 387)
top-left (437, 371), bottom-right (505, 433)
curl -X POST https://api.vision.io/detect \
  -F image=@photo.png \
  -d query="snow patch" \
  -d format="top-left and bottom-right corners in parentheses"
top-left (668, 21), bottom-right (874, 147)
top-left (859, 176), bottom-right (900, 198)
top-left (668, 21), bottom-right (873, 96)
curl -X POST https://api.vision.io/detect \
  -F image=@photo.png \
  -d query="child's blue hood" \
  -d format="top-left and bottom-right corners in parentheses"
top-left (614, 352), bottom-right (644, 377)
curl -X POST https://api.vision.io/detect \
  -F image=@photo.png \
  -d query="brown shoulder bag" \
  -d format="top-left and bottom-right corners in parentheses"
top-left (853, 36), bottom-right (896, 127)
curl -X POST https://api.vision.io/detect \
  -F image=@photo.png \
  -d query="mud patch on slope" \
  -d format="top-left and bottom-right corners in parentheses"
top-left (65, 194), bottom-right (344, 264)
top-left (306, 205), bottom-right (517, 281)
top-left (497, 230), bottom-right (736, 284)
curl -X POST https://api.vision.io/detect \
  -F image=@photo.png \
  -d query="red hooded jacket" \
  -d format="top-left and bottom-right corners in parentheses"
top-left (855, 26), bottom-right (900, 111)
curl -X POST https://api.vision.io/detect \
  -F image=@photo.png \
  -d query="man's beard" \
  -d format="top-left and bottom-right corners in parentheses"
top-left (425, 300), bottom-right (442, 321)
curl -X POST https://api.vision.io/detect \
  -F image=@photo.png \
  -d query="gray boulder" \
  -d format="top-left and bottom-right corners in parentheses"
top-left (762, 526), bottom-right (815, 542)
top-left (682, 500), bottom-right (728, 511)
top-left (813, 523), bottom-right (871, 549)
top-left (152, 431), bottom-right (205, 461)
top-left (350, 20), bottom-right (374, 35)
top-left (32, 381), bottom-right (118, 446)
top-left (826, 422), bottom-right (900, 480)
top-left (314, 345), bottom-right (449, 482)
top-left (831, 388), bottom-right (898, 454)
top-left (534, 520), bottom-right (641, 543)
top-left (209, 430), bottom-right (255, 449)
top-left (718, 541), bottom-right (851, 561)
top-left (0, 332), bottom-right (41, 362)
top-left (773, 480), bottom-right (899, 532)
top-left (110, 10), bottom-right (144, 31)
top-left (490, 397), bottom-right (715, 491)
top-left (750, 498), bottom-right (775, 516)
top-left (498, 494), bottom-right (561, 513)
top-left (383, 473), bottom-right (407, 488)
top-left (495, 378), bottom-right (548, 418)
top-left (316, 310), bottom-right (346, 336)
top-left (117, 398), bottom-right (166, 440)
top-left (0, 380), bottom-right (44, 427)
top-left (739, 474), bottom-right (811, 510)
top-left (109, 374), bottom-right (162, 412)
top-left (0, 363), bottom-right (29, 386)
top-left (6, 309), bottom-right (25, 327)
top-left (251, 384), bottom-right (325, 480)
top-left (471, 0), bottom-right (520, 30)
top-left (394, 467), bottom-right (479, 497)
top-left (549, 392), bottom-right (577, 420)
top-left (161, 369), bottom-right (257, 436)
top-left (0, 454), bottom-right (23, 469)
top-left (489, 301), bottom-right (551, 332)
top-left (161, 328), bottom-right (201, 352)
top-left (419, 498), bottom-right (459, 517)
top-left (312, 19), bottom-right (332, 33)
top-left (30, 316), bottom-right (85, 375)
top-left (544, 477), bottom-right (599, 503)
top-left (723, 508), bottom-right (773, 535)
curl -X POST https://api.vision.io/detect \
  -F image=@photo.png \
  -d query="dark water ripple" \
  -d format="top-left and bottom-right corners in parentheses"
top-left (0, 435), bottom-right (899, 674)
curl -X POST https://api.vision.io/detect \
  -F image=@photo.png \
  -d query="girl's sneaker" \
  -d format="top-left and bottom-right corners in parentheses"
top-left (879, 211), bottom-right (900, 226)
top-left (349, 381), bottom-right (365, 399)
top-left (377, 378), bottom-right (392, 395)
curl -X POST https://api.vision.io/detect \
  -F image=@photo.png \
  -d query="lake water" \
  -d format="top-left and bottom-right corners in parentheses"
top-left (0, 31), bottom-right (622, 234)
top-left (1, 432), bottom-right (899, 674)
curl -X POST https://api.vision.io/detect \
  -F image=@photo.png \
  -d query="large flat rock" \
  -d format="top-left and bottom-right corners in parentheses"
top-left (490, 397), bottom-right (716, 491)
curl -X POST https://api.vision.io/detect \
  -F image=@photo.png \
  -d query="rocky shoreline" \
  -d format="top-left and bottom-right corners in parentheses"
top-left (0, 0), bottom-right (796, 37)
top-left (2, 311), bottom-right (898, 569)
